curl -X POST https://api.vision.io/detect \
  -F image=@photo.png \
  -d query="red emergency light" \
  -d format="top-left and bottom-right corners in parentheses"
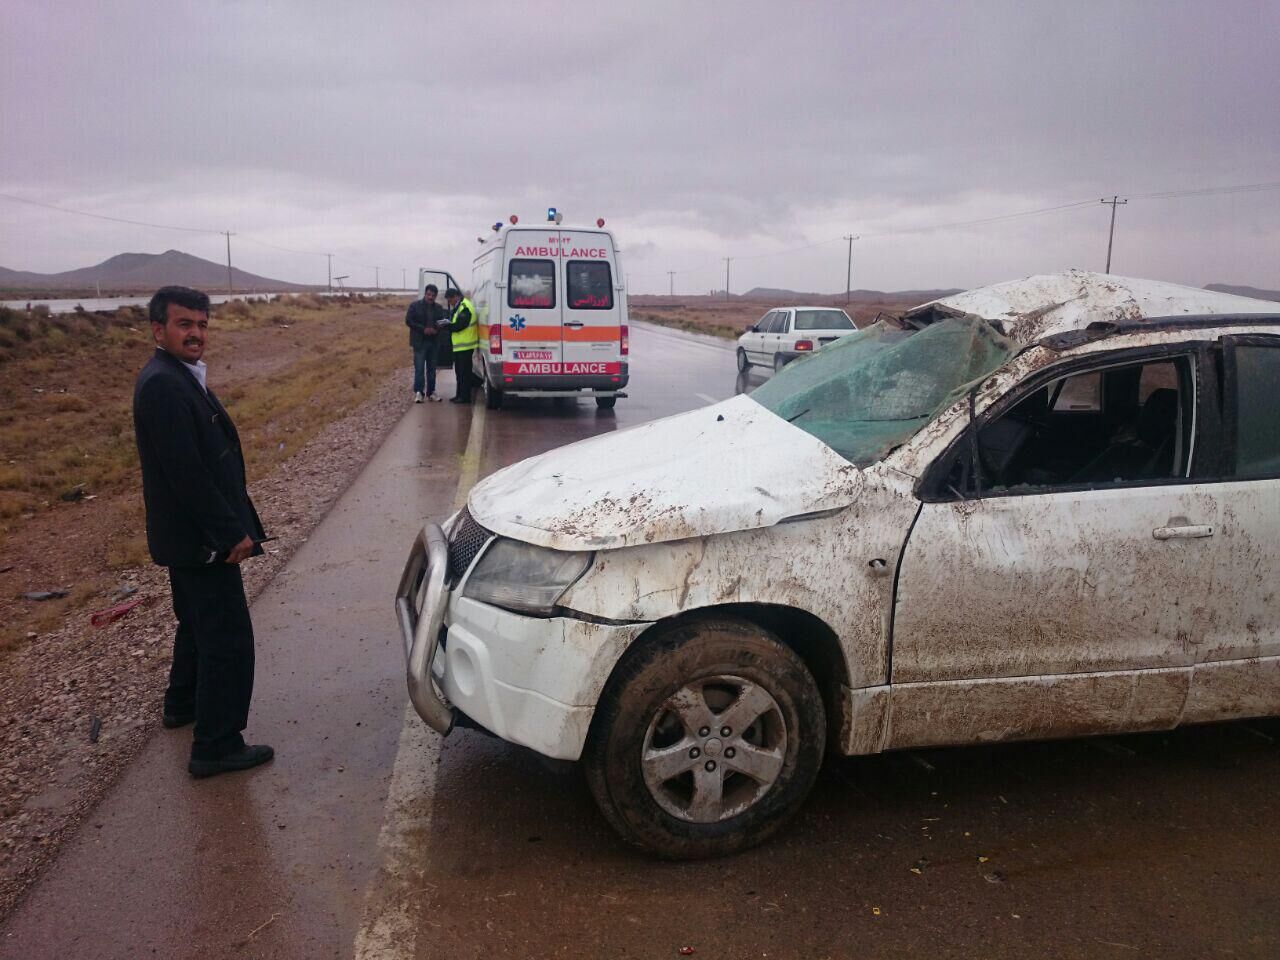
top-left (596, 218), bottom-right (605, 228)
top-left (509, 215), bottom-right (518, 224)
top-left (489, 326), bottom-right (503, 355)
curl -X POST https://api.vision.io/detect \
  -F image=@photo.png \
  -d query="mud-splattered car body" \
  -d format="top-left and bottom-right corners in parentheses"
top-left (398, 269), bottom-right (1280, 855)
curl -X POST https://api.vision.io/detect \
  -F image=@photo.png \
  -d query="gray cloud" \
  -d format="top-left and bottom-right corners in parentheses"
top-left (2, 0), bottom-right (1277, 293)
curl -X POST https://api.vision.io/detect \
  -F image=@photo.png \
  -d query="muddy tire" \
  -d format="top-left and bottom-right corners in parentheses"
top-left (584, 617), bottom-right (825, 859)
top-left (736, 348), bottom-right (750, 372)
top-left (773, 353), bottom-right (787, 373)
top-left (595, 396), bottom-right (617, 409)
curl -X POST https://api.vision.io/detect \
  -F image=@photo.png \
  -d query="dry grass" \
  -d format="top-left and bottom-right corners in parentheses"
top-left (0, 295), bottom-right (410, 650)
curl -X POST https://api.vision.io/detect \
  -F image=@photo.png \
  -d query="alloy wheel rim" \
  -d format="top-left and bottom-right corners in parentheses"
top-left (640, 675), bottom-right (787, 823)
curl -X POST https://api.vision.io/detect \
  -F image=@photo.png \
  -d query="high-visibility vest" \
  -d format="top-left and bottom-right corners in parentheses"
top-left (450, 298), bottom-right (479, 352)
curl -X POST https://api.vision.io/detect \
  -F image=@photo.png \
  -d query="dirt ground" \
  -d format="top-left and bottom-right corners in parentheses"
top-left (0, 295), bottom-right (417, 916)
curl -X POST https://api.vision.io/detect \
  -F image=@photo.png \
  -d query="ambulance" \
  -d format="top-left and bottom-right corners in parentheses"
top-left (419, 211), bottom-right (630, 410)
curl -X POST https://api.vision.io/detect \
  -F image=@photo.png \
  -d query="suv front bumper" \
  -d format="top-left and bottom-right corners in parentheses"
top-left (395, 523), bottom-right (456, 735)
top-left (396, 523), bottom-right (650, 759)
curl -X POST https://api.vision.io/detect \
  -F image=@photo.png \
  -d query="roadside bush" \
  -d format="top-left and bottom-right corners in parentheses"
top-left (48, 393), bottom-right (90, 413)
top-left (218, 299), bottom-right (252, 319)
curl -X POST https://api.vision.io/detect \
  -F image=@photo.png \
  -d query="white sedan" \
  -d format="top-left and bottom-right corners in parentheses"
top-left (736, 305), bottom-right (856, 373)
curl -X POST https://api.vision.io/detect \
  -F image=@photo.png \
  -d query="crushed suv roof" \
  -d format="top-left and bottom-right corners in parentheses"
top-left (906, 269), bottom-right (1279, 345)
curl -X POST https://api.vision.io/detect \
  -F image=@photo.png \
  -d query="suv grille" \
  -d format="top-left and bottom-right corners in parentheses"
top-left (448, 507), bottom-right (492, 583)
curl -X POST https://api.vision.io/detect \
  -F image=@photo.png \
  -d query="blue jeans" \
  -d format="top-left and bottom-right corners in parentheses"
top-left (412, 342), bottom-right (438, 396)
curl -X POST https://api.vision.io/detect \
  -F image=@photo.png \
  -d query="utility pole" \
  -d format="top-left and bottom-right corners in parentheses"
top-left (1100, 196), bottom-right (1128, 273)
top-left (375, 266), bottom-right (380, 291)
top-left (326, 254), bottom-right (333, 293)
top-left (223, 231), bottom-right (235, 296)
top-left (843, 234), bottom-right (858, 305)
top-left (723, 258), bottom-right (733, 301)
top-left (402, 268), bottom-right (406, 291)
top-left (667, 271), bottom-right (676, 296)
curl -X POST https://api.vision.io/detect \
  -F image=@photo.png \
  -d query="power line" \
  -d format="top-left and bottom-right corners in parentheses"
top-left (235, 233), bottom-right (327, 258)
top-left (862, 198), bottom-right (1100, 239)
top-left (731, 235), bottom-right (846, 261)
top-left (0, 191), bottom-right (220, 235)
top-left (1130, 180), bottom-right (1280, 201)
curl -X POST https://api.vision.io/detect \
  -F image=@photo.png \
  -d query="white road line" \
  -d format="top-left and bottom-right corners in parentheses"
top-left (694, 393), bottom-right (718, 405)
top-left (353, 402), bottom-right (487, 960)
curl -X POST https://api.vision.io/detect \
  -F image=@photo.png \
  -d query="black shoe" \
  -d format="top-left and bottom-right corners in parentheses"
top-left (448, 396), bottom-right (467, 404)
top-left (162, 711), bottom-right (195, 729)
top-left (188, 744), bottom-right (275, 779)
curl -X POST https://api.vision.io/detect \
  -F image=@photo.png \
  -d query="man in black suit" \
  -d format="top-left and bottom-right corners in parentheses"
top-left (133, 286), bottom-right (273, 778)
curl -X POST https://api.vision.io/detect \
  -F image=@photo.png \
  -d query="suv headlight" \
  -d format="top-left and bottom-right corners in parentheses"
top-left (462, 538), bottom-right (592, 616)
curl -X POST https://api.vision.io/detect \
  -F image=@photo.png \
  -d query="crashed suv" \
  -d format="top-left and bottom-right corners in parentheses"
top-left (397, 269), bottom-right (1280, 858)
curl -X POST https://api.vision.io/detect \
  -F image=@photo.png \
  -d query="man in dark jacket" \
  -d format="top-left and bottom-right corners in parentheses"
top-left (132, 286), bottom-right (273, 778)
top-left (404, 283), bottom-right (447, 402)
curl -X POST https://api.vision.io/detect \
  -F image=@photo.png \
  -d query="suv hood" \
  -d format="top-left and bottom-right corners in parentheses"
top-left (468, 394), bottom-right (862, 550)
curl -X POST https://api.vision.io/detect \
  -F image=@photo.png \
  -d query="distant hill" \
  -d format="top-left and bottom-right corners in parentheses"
top-left (1204, 283), bottom-right (1280, 303)
top-left (740, 286), bottom-right (964, 303)
top-left (0, 249), bottom-right (311, 294)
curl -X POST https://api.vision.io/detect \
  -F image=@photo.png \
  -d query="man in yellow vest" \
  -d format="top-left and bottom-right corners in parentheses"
top-left (445, 287), bottom-right (479, 404)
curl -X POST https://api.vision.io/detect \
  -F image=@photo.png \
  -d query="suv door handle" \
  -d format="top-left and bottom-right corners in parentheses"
top-left (1153, 524), bottom-right (1214, 540)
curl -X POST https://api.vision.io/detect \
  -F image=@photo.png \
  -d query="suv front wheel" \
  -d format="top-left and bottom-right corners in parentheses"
top-left (584, 617), bottom-right (825, 859)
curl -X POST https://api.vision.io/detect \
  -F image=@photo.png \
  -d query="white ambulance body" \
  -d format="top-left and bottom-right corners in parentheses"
top-left (466, 221), bottom-right (630, 409)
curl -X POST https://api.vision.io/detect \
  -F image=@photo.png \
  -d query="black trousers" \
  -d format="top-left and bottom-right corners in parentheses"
top-left (165, 564), bottom-right (255, 761)
top-left (453, 348), bottom-right (476, 401)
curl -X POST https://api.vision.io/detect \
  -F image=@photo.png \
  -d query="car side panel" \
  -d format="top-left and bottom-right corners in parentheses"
top-left (559, 466), bottom-right (919, 694)
top-left (883, 667), bottom-right (1188, 749)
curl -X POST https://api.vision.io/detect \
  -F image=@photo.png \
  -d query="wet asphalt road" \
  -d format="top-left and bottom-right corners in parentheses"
top-left (3, 322), bottom-right (1279, 959)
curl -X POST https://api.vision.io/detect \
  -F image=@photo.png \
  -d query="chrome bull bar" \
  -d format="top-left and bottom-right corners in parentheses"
top-left (394, 523), bottom-right (456, 735)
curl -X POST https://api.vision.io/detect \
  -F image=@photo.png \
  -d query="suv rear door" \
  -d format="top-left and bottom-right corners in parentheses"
top-left (1183, 334), bottom-right (1280, 724)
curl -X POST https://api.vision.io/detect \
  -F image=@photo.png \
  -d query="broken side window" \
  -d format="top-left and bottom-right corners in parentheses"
top-left (969, 356), bottom-right (1194, 493)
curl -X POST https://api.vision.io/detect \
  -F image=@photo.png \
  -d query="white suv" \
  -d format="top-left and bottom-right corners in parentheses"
top-left (736, 306), bottom-right (856, 373)
top-left (398, 270), bottom-right (1280, 859)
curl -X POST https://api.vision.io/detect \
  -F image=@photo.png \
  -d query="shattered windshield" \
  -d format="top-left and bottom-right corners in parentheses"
top-left (749, 316), bottom-right (1016, 466)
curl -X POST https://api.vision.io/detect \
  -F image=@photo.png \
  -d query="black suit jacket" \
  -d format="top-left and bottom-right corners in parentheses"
top-left (405, 299), bottom-right (447, 349)
top-left (132, 349), bottom-right (265, 568)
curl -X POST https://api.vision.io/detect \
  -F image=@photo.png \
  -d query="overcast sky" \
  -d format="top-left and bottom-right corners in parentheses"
top-left (2, 0), bottom-right (1278, 294)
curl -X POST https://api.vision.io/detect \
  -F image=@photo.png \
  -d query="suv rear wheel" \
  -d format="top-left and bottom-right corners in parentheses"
top-left (584, 617), bottom-right (825, 859)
